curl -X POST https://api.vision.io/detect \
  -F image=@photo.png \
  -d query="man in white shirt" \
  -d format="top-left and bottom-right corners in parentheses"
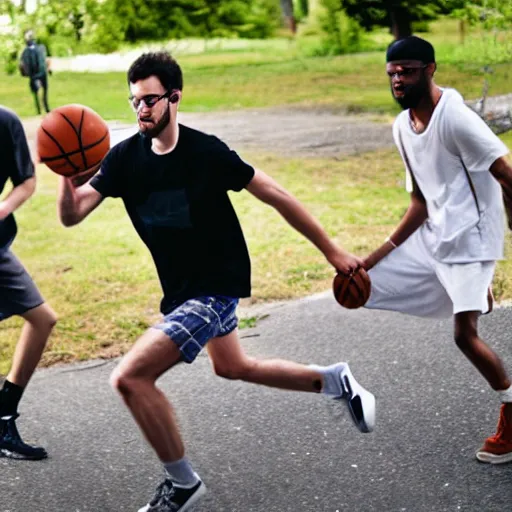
top-left (363, 36), bottom-right (512, 464)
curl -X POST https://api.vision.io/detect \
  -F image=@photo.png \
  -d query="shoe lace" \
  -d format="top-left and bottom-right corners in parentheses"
top-left (149, 479), bottom-right (178, 510)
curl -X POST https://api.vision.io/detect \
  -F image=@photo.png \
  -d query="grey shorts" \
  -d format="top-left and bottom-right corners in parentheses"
top-left (0, 249), bottom-right (44, 321)
top-left (154, 296), bottom-right (239, 363)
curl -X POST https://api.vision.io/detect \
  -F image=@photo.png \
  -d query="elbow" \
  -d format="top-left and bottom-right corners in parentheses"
top-left (23, 177), bottom-right (37, 198)
top-left (61, 219), bottom-right (76, 228)
top-left (28, 177), bottom-right (36, 195)
top-left (62, 218), bottom-right (79, 228)
top-left (59, 212), bottom-right (79, 227)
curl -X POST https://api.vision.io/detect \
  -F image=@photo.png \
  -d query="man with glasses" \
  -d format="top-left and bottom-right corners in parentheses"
top-left (362, 36), bottom-right (512, 464)
top-left (56, 51), bottom-right (376, 511)
top-left (0, 106), bottom-right (57, 460)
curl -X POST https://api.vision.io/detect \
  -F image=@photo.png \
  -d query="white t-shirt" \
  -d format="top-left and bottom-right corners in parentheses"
top-left (393, 88), bottom-right (509, 263)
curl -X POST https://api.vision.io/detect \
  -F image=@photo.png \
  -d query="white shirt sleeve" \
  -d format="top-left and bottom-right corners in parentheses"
top-left (445, 102), bottom-right (509, 172)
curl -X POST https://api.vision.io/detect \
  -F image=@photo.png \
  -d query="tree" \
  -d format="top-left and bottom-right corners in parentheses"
top-left (340, 1), bottom-right (462, 40)
top-left (451, 0), bottom-right (512, 31)
top-left (101, 0), bottom-right (279, 42)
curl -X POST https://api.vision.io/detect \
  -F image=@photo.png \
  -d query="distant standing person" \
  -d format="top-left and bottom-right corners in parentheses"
top-left (19, 29), bottom-right (50, 115)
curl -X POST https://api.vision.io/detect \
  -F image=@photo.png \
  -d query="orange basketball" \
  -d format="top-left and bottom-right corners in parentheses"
top-left (333, 267), bottom-right (371, 309)
top-left (37, 104), bottom-right (110, 177)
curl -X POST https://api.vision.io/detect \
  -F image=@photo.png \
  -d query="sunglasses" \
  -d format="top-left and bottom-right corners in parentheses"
top-left (387, 65), bottom-right (428, 79)
top-left (129, 91), bottom-right (172, 112)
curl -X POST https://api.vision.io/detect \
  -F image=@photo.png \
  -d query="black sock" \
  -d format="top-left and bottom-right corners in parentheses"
top-left (0, 380), bottom-right (24, 418)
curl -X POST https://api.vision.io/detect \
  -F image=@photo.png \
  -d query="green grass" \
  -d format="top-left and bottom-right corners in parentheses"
top-left (3, 54), bottom-right (511, 122)
top-left (2, 17), bottom-right (512, 121)
top-left (1, 133), bottom-right (511, 375)
top-left (1, 17), bottom-right (512, 374)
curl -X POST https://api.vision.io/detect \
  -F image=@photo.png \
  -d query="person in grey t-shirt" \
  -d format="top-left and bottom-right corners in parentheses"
top-left (0, 106), bottom-right (57, 460)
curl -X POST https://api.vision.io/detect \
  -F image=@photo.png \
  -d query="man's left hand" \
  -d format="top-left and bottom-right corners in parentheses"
top-left (327, 247), bottom-right (364, 276)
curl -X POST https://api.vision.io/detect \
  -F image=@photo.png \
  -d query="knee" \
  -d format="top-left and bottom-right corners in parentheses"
top-left (213, 359), bottom-right (254, 381)
top-left (46, 310), bottom-right (58, 330)
top-left (110, 367), bottom-right (137, 396)
top-left (30, 306), bottom-right (58, 333)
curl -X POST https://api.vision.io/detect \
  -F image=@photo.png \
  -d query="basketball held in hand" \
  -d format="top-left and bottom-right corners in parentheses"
top-left (333, 268), bottom-right (372, 309)
top-left (37, 104), bottom-right (110, 177)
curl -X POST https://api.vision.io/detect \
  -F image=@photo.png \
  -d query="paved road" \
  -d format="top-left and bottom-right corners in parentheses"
top-left (2, 294), bottom-right (511, 512)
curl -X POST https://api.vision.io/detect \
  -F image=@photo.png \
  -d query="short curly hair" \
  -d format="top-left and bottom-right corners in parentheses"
top-left (127, 51), bottom-right (183, 91)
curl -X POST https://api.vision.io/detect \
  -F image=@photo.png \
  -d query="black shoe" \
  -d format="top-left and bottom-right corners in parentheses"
top-left (0, 413), bottom-right (48, 460)
top-left (138, 478), bottom-right (206, 512)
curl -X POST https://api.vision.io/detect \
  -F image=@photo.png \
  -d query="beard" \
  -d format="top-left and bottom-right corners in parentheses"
top-left (138, 107), bottom-right (170, 138)
top-left (392, 75), bottom-right (429, 110)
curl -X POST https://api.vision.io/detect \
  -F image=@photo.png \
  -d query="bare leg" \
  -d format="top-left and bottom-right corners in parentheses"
top-left (207, 329), bottom-right (323, 392)
top-left (461, 312), bottom-right (512, 462)
top-left (207, 330), bottom-right (376, 433)
top-left (454, 311), bottom-right (511, 391)
top-left (7, 303), bottom-right (57, 388)
top-left (109, 329), bottom-right (185, 462)
top-left (0, 303), bottom-right (56, 460)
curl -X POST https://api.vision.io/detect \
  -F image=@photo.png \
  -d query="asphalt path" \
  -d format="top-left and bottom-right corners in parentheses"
top-left (2, 294), bottom-right (511, 512)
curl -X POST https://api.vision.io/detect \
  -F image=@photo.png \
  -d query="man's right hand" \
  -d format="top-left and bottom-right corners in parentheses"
top-left (68, 163), bottom-right (101, 187)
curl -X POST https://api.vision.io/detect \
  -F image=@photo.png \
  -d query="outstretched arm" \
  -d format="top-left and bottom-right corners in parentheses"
top-left (490, 156), bottom-right (512, 230)
top-left (245, 168), bottom-right (362, 274)
top-left (0, 177), bottom-right (36, 220)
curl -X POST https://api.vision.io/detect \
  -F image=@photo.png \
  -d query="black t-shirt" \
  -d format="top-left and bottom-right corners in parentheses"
top-left (90, 124), bottom-right (255, 314)
top-left (0, 107), bottom-right (35, 249)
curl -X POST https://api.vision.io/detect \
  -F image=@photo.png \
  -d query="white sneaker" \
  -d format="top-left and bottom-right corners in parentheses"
top-left (338, 364), bottom-right (376, 433)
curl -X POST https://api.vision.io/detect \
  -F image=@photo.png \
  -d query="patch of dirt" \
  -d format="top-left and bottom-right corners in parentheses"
top-left (177, 107), bottom-right (396, 157)
top-left (23, 106), bottom-right (396, 160)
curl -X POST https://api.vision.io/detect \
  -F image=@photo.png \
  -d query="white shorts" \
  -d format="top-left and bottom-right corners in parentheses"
top-left (365, 229), bottom-right (496, 319)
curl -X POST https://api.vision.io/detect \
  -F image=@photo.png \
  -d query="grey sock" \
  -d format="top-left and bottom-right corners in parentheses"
top-left (163, 457), bottom-right (200, 488)
top-left (309, 362), bottom-right (346, 397)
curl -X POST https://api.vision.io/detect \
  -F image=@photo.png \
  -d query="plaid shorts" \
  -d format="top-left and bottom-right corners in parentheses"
top-left (154, 296), bottom-right (239, 363)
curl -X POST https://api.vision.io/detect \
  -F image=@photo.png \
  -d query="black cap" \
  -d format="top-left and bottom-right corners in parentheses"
top-left (386, 36), bottom-right (435, 64)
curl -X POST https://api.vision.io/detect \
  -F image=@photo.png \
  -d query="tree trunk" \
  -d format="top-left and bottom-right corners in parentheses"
top-left (389, 7), bottom-right (412, 40)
